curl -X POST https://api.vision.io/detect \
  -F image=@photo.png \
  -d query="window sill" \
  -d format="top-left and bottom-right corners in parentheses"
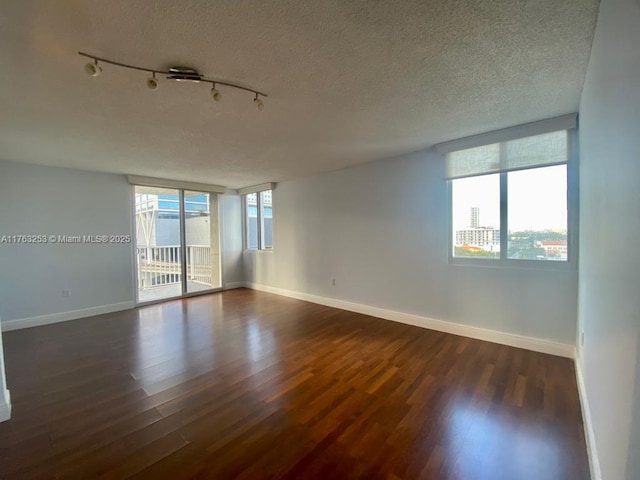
top-left (243, 249), bottom-right (274, 254)
top-left (449, 256), bottom-right (574, 271)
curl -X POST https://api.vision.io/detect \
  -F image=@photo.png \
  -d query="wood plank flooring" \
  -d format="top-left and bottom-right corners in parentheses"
top-left (0, 289), bottom-right (589, 479)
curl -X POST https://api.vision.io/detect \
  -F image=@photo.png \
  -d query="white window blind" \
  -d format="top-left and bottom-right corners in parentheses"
top-left (438, 114), bottom-right (576, 180)
top-left (238, 182), bottom-right (276, 195)
top-left (127, 175), bottom-right (226, 193)
top-left (445, 130), bottom-right (569, 179)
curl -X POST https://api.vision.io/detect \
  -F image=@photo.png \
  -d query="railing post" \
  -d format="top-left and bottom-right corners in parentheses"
top-left (189, 246), bottom-right (194, 281)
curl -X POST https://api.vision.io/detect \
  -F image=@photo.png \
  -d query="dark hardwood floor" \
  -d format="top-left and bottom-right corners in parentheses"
top-left (0, 289), bottom-right (589, 479)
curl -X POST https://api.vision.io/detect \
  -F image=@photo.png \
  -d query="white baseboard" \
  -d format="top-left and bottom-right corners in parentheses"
top-left (1, 301), bottom-right (134, 332)
top-left (575, 359), bottom-right (602, 480)
top-left (243, 282), bottom-right (575, 358)
top-left (223, 282), bottom-right (245, 290)
top-left (0, 390), bottom-right (11, 422)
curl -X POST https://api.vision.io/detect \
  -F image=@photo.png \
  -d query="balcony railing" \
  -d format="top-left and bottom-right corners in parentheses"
top-left (136, 245), bottom-right (212, 290)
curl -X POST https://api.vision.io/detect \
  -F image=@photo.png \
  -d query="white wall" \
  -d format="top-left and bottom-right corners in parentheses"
top-left (0, 160), bottom-right (245, 326)
top-left (0, 160), bottom-right (134, 322)
top-left (244, 147), bottom-right (578, 345)
top-left (577, 0), bottom-right (640, 478)
top-left (220, 192), bottom-right (243, 287)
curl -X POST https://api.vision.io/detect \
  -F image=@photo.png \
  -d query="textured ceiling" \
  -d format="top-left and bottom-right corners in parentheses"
top-left (0, 0), bottom-right (599, 189)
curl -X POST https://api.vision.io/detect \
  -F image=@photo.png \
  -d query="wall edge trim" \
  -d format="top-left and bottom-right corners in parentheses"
top-left (0, 390), bottom-right (10, 423)
top-left (575, 358), bottom-right (602, 480)
top-left (242, 282), bottom-right (574, 358)
top-left (1, 301), bottom-right (134, 332)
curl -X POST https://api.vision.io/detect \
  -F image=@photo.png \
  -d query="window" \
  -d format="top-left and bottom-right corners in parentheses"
top-left (260, 190), bottom-right (273, 249)
top-left (507, 165), bottom-right (567, 260)
top-left (452, 174), bottom-right (500, 259)
top-left (245, 193), bottom-right (258, 249)
top-left (243, 189), bottom-right (273, 250)
top-left (443, 118), bottom-right (575, 264)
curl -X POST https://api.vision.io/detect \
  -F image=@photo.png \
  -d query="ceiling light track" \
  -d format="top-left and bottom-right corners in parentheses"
top-left (78, 51), bottom-right (267, 109)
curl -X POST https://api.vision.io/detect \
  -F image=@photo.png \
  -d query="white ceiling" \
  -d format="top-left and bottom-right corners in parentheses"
top-left (0, 0), bottom-right (599, 189)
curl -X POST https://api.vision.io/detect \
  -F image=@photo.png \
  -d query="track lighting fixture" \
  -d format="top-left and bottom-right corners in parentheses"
top-left (254, 94), bottom-right (264, 111)
top-left (79, 52), bottom-right (267, 110)
top-left (84, 60), bottom-right (102, 77)
top-left (210, 84), bottom-right (221, 101)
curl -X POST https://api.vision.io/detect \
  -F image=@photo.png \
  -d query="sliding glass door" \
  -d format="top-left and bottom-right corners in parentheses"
top-left (184, 191), bottom-right (220, 293)
top-left (134, 186), bottom-right (220, 303)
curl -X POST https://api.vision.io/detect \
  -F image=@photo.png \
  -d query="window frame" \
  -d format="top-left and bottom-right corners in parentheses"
top-left (243, 189), bottom-right (274, 252)
top-left (447, 128), bottom-right (578, 269)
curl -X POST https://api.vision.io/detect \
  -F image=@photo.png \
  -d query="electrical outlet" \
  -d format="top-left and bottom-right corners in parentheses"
top-left (580, 331), bottom-right (585, 346)
top-left (62, 289), bottom-right (71, 298)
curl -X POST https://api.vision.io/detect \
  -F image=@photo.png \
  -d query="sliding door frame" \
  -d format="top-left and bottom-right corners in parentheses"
top-left (132, 185), bottom-right (223, 306)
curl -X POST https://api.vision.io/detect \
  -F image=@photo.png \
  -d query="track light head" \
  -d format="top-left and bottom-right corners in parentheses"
top-left (146, 75), bottom-right (159, 91)
top-left (254, 96), bottom-right (264, 111)
top-left (84, 61), bottom-right (102, 77)
top-left (210, 86), bottom-right (221, 101)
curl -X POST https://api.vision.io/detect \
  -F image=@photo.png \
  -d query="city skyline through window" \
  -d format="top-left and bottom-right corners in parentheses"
top-left (452, 166), bottom-right (567, 232)
top-left (452, 174), bottom-right (500, 231)
top-left (452, 165), bottom-right (568, 261)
